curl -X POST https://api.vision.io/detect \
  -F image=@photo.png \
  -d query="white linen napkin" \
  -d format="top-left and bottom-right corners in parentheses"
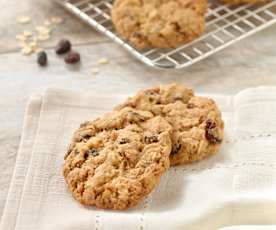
top-left (0, 94), bottom-right (42, 230)
top-left (1, 87), bottom-right (276, 230)
top-left (220, 226), bottom-right (276, 230)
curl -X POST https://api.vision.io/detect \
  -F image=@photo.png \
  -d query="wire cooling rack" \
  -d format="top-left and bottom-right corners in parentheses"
top-left (55, 0), bottom-right (276, 69)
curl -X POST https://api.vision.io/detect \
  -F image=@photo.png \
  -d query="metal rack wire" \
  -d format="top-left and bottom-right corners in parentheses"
top-left (55, 0), bottom-right (276, 69)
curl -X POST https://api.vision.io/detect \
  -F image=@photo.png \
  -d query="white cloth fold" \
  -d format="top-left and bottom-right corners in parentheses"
top-left (0, 94), bottom-right (42, 230)
top-left (1, 87), bottom-right (276, 230)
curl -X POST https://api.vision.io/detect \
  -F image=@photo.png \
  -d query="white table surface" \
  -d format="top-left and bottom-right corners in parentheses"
top-left (1, 0), bottom-right (276, 221)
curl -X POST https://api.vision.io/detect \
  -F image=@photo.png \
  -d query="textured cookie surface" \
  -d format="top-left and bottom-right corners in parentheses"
top-left (222, 0), bottom-right (268, 4)
top-left (111, 0), bottom-right (208, 49)
top-left (63, 107), bottom-right (172, 210)
top-left (115, 83), bottom-right (224, 166)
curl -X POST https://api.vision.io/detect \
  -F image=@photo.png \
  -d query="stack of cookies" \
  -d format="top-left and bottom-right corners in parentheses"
top-left (63, 83), bottom-right (224, 210)
top-left (111, 0), bottom-right (269, 49)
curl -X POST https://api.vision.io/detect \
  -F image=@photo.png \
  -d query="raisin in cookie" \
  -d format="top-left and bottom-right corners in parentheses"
top-left (111, 0), bottom-right (208, 49)
top-left (63, 107), bottom-right (172, 210)
top-left (222, 0), bottom-right (268, 4)
top-left (115, 83), bottom-right (224, 166)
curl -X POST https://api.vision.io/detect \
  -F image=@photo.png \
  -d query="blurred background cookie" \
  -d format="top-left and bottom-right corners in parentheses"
top-left (222, 0), bottom-right (269, 5)
top-left (111, 0), bottom-right (208, 49)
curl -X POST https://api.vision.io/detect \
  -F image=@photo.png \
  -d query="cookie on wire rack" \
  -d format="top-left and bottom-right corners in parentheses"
top-left (111, 0), bottom-right (208, 49)
top-left (222, 0), bottom-right (269, 5)
top-left (115, 83), bottom-right (224, 166)
top-left (63, 107), bottom-right (172, 210)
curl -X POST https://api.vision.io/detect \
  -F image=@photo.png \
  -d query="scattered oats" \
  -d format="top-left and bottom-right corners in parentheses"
top-left (44, 19), bottom-right (52, 27)
top-left (37, 34), bottom-right (50, 41)
top-left (16, 34), bottom-right (27, 41)
top-left (35, 26), bottom-right (51, 36)
top-left (16, 16), bottom-right (31, 24)
top-left (91, 67), bottom-right (99, 75)
top-left (32, 36), bottom-right (38, 43)
top-left (29, 41), bottom-right (37, 50)
top-left (23, 30), bottom-right (32, 37)
top-left (97, 58), bottom-right (109, 65)
top-left (51, 16), bottom-right (64, 24)
top-left (21, 46), bottom-right (33, 55)
top-left (35, 26), bottom-right (46, 31)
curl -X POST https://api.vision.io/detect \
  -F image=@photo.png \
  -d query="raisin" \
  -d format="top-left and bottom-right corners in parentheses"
top-left (205, 131), bottom-right (222, 144)
top-left (187, 103), bottom-right (195, 109)
top-left (119, 138), bottom-right (130, 144)
top-left (132, 32), bottom-right (146, 39)
top-left (171, 143), bottom-right (181, 155)
top-left (82, 134), bottom-right (91, 141)
top-left (55, 39), bottom-right (71, 55)
top-left (64, 51), bottom-right (80, 64)
top-left (83, 152), bottom-right (88, 159)
top-left (205, 119), bottom-right (216, 129)
top-left (205, 119), bottom-right (222, 144)
top-left (144, 135), bottom-right (158, 144)
top-left (37, 51), bottom-right (47, 66)
top-left (87, 148), bottom-right (99, 157)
